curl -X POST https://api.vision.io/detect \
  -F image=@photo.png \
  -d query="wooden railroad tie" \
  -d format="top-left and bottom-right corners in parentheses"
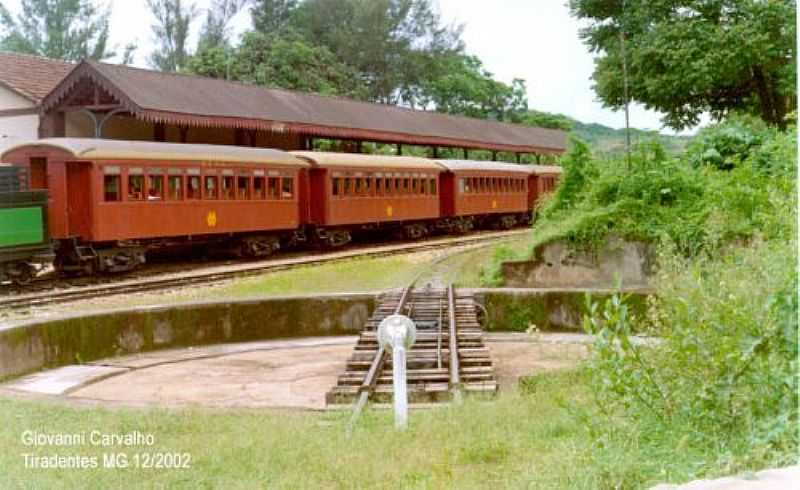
top-left (327, 286), bottom-right (498, 406)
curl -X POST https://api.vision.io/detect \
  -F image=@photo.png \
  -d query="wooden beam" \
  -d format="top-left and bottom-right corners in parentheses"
top-left (38, 111), bottom-right (65, 138)
top-left (154, 122), bottom-right (166, 142)
top-left (61, 104), bottom-right (124, 113)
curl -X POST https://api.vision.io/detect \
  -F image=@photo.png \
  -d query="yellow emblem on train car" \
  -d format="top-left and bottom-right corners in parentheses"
top-left (492, 200), bottom-right (498, 209)
top-left (206, 211), bottom-right (218, 228)
top-left (386, 205), bottom-right (394, 217)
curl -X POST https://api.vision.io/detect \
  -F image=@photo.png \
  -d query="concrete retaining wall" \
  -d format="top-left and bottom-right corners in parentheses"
top-left (0, 287), bottom-right (654, 381)
top-left (502, 236), bottom-right (655, 288)
top-left (470, 288), bottom-right (652, 332)
top-left (0, 294), bottom-right (375, 380)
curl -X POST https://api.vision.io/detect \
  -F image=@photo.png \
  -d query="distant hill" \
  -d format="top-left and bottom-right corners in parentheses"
top-left (523, 110), bottom-right (691, 155)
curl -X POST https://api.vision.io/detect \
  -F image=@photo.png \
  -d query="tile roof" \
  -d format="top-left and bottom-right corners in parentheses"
top-left (44, 60), bottom-right (568, 154)
top-left (0, 52), bottom-right (74, 103)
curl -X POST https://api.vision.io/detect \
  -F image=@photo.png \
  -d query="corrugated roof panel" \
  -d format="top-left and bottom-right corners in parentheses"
top-left (2, 138), bottom-right (307, 167)
top-left (435, 159), bottom-right (536, 174)
top-left (292, 151), bottom-right (443, 171)
top-left (83, 61), bottom-right (567, 154)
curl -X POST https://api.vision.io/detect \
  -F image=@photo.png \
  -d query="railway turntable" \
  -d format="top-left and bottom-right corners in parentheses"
top-left (326, 284), bottom-right (498, 406)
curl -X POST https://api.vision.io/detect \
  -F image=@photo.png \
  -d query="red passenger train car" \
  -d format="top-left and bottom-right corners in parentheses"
top-left (2, 139), bottom-right (563, 277)
top-left (292, 152), bottom-right (444, 244)
top-left (436, 160), bottom-right (535, 232)
top-left (529, 165), bottom-right (562, 210)
top-left (2, 139), bottom-right (309, 273)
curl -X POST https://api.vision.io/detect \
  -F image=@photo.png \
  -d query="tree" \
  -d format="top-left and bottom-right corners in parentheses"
top-left (234, 30), bottom-right (367, 97)
top-left (251, 0), bottom-right (297, 33)
top-left (0, 0), bottom-right (113, 60)
top-left (416, 54), bottom-right (528, 121)
top-left (292, 0), bottom-right (463, 104)
top-left (521, 110), bottom-right (574, 131)
top-left (570, 0), bottom-right (797, 130)
top-left (198, 0), bottom-right (248, 49)
top-left (147, 0), bottom-right (198, 72)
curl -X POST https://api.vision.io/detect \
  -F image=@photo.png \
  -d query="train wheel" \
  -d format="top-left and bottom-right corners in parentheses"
top-left (327, 230), bottom-right (352, 247)
top-left (403, 224), bottom-right (428, 240)
top-left (10, 263), bottom-right (35, 286)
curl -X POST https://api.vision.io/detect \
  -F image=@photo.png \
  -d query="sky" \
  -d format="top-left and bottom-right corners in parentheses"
top-left (2, 0), bottom-right (700, 135)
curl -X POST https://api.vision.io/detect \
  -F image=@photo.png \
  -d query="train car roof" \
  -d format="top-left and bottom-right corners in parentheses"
top-left (529, 164), bottom-right (563, 175)
top-left (291, 151), bottom-right (443, 172)
top-left (434, 159), bottom-right (538, 174)
top-left (1, 138), bottom-right (308, 167)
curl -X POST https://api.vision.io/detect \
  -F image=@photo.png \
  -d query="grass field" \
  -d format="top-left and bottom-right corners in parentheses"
top-left (0, 370), bottom-right (607, 489)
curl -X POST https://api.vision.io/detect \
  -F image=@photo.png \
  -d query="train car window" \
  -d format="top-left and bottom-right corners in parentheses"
top-left (332, 177), bottom-right (341, 197)
top-left (412, 178), bottom-right (420, 195)
top-left (375, 177), bottom-right (384, 196)
top-left (103, 166), bottom-right (121, 202)
top-left (147, 172), bottom-right (164, 201)
top-left (354, 178), bottom-right (363, 196)
top-left (168, 175), bottom-right (183, 200)
top-left (268, 177), bottom-right (280, 199)
top-left (402, 178), bottom-right (410, 195)
top-left (430, 178), bottom-right (437, 196)
top-left (365, 177), bottom-right (373, 196)
top-left (204, 176), bottom-right (218, 200)
top-left (128, 168), bottom-right (144, 201)
top-left (221, 175), bottom-right (235, 200)
top-left (253, 176), bottom-right (266, 199)
top-left (187, 175), bottom-right (201, 199)
top-left (341, 177), bottom-right (350, 196)
top-left (459, 178), bottom-right (466, 194)
top-left (238, 176), bottom-right (251, 200)
top-left (281, 177), bottom-right (294, 199)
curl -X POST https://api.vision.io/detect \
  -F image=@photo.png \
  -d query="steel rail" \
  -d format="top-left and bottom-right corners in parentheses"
top-left (448, 284), bottom-right (463, 403)
top-left (347, 286), bottom-right (413, 433)
top-left (0, 229), bottom-right (527, 311)
top-left (436, 298), bottom-right (443, 370)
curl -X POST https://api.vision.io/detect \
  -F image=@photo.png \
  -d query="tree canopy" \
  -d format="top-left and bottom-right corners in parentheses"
top-left (570, 0), bottom-right (797, 130)
top-left (0, 0), bottom-right (113, 61)
top-left (185, 0), bottom-right (530, 124)
top-left (147, 0), bottom-right (199, 72)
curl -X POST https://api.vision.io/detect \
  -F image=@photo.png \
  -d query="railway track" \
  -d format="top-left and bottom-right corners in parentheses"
top-left (0, 229), bottom-right (527, 311)
top-left (329, 283), bottom-right (498, 419)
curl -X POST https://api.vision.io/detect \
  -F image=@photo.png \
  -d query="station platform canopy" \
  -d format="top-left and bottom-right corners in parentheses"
top-left (39, 60), bottom-right (567, 156)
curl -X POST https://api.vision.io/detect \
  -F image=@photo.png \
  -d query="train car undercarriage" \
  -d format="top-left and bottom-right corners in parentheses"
top-left (49, 211), bottom-right (532, 277)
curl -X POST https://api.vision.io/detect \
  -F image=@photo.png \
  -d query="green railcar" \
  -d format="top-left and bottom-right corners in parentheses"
top-left (0, 164), bottom-right (53, 285)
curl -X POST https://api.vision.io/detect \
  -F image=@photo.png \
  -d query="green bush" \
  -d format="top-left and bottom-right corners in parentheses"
top-left (477, 244), bottom-right (520, 287)
top-left (530, 120), bottom-right (796, 256)
top-left (581, 237), bottom-right (798, 482)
